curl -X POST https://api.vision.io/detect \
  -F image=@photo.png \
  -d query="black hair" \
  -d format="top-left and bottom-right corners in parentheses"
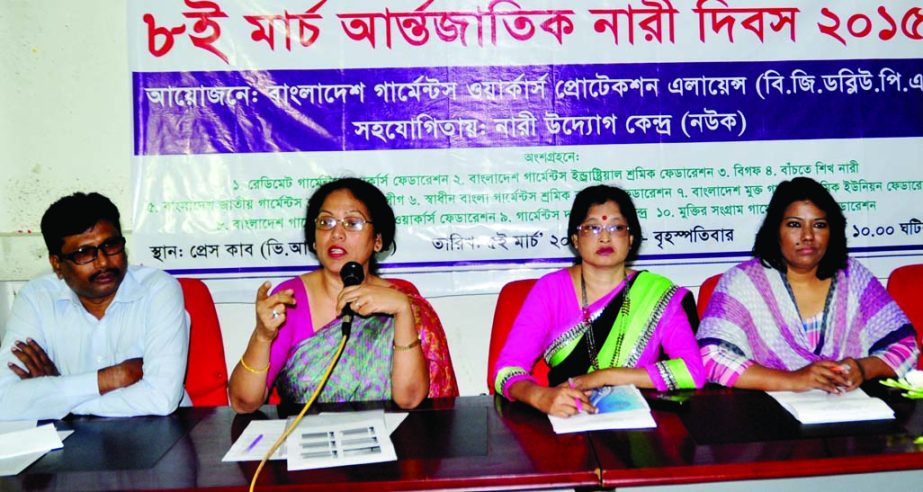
top-left (567, 185), bottom-right (642, 263)
top-left (303, 177), bottom-right (396, 274)
top-left (40, 192), bottom-right (122, 256)
top-left (752, 177), bottom-right (847, 279)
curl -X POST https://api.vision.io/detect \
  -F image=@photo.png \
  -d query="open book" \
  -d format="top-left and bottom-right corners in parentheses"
top-left (768, 388), bottom-right (894, 424)
top-left (548, 384), bottom-right (656, 434)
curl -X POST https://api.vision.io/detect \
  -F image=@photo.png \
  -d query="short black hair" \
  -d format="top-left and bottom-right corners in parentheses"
top-left (303, 177), bottom-right (396, 274)
top-left (752, 177), bottom-right (847, 279)
top-left (41, 192), bottom-right (122, 256)
top-left (567, 185), bottom-right (642, 263)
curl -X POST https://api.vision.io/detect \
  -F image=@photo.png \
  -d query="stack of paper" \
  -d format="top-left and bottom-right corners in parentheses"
top-left (223, 410), bottom-right (407, 470)
top-left (0, 422), bottom-right (67, 476)
top-left (221, 420), bottom-right (289, 462)
top-left (768, 388), bottom-right (895, 424)
top-left (549, 384), bottom-right (656, 434)
top-left (286, 411), bottom-right (396, 471)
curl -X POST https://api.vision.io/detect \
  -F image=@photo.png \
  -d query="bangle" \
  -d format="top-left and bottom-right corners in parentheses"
top-left (393, 338), bottom-right (421, 351)
top-left (855, 360), bottom-right (867, 382)
top-left (239, 356), bottom-right (269, 374)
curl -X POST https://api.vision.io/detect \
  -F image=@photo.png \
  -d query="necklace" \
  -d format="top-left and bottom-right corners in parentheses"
top-left (580, 268), bottom-right (601, 371)
top-left (580, 268), bottom-right (632, 371)
top-left (610, 296), bottom-right (631, 366)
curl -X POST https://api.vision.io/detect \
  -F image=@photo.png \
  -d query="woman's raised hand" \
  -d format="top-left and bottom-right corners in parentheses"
top-left (254, 281), bottom-right (295, 342)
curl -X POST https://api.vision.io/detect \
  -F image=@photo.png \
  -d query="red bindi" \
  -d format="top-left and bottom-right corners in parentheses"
top-left (602, 215), bottom-right (608, 221)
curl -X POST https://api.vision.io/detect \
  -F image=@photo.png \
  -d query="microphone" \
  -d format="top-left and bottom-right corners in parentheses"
top-left (339, 261), bottom-right (364, 338)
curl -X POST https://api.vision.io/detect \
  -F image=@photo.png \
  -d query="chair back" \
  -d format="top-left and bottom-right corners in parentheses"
top-left (887, 264), bottom-right (923, 368)
top-left (696, 274), bottom-right (723, 320)
top-left (178, 278), bottom-right (229, 406)
top-left (487, 279), bottom-right (549, 394)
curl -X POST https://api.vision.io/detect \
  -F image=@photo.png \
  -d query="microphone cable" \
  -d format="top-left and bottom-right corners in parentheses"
top-left (250, 261), bottom-right (364, 490)
top-left (248, 331), bottom-right (348, 492)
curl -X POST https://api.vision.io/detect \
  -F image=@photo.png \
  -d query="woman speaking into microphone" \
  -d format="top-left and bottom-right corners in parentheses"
top-left (229, 178), bottom-right (458, 412)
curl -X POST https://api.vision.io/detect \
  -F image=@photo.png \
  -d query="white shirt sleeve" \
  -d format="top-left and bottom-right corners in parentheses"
top-left (0, 286), bottom-right (101, 420)
top-left (70, 274), bottom-right (189, 417)
top-left (0, 270), bottom-right (191, 420)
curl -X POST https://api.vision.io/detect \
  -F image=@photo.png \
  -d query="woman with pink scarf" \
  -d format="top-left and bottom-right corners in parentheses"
top-left (698, 177), bottom-right (918, 392)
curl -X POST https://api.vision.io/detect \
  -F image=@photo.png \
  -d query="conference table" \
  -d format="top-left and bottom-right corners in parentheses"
top-left (4, 383), bottom-right (923, 491)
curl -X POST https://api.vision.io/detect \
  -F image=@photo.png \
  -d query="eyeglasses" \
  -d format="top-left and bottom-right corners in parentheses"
top-left (315, 216), bottom-right (373, 232)
top-left (577, 223), bottom-right (630, 237)
top-left (59, 237), bottom-right (126, 265)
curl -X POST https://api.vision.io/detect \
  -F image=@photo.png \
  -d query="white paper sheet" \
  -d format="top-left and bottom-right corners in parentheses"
top-left (0, 421), bottom-right (37, 434)
top-left (286, 412), bottom-right (396, 471)
top-left (322, 410), bottom-right (408, 435)
top-left (0, 451), bottom-right (47, 477)
top-left (768, 388), bottom-right (895, 424)
top-left (0, 424), bottom-right (63, 459)
top-left (0, 428), bottom-right (73, 476)
top-left (222, 420), bottom-right (289, 462)
top-left (222, 410), bottom-right (408, 463)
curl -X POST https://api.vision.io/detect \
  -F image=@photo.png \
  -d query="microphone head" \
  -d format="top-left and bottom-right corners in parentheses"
top-left (340, 261), bottom-right (364, 287)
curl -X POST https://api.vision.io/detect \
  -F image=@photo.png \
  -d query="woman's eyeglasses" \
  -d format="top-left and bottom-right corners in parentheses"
top-left (577, 223), bottom-right (630, 237)
top-left (315, 216), bottom-right (372, 232)
top-left (59, 237), bottom-right (127, 265)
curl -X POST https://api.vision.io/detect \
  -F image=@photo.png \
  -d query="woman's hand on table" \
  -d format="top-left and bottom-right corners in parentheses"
top-left (791, 360), bottom-right (850, 393)
top-left (535, 385), bottom-right (596, 417)
top-left (566, 371), bottom-right (610, 391)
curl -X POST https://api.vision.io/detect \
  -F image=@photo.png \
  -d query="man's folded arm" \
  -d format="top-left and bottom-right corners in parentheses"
top-left (0, 294), bottom-right (100, 420)
top-left (0, 369), bottom-right (100, 420)
top-left (71, 275), bottom-right (190, 417)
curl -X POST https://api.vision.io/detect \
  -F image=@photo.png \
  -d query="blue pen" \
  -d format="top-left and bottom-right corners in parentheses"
top-left (245, 434), bottom-right (264, 453)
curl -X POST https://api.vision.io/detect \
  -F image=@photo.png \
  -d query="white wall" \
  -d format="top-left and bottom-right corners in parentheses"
top-left (0, 1), bottom-right (133, 282)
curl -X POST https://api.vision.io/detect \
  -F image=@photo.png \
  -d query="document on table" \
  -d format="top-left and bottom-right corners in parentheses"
top-left (768, 388), bottom-right (895, 424)
top-left (549, 384), bottom-right (657, 434)
top-left (0, 421), bottom-right (37, 434)
top-left (222, 419), bottom-right (289, 462)
top-left (0, 423), bottom-right (73, 476)
top-left (222, 410), bottom-right (407, 463)
top-left (286, 411), bottom-right (396, 471)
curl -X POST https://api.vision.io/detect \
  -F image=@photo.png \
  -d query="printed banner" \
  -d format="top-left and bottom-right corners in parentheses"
top-left (129, 1), bottom-right (923, 300)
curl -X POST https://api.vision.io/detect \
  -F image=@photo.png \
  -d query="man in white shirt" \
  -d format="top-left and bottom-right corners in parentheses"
top-left (0, 192), bottom-right (190, 420)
